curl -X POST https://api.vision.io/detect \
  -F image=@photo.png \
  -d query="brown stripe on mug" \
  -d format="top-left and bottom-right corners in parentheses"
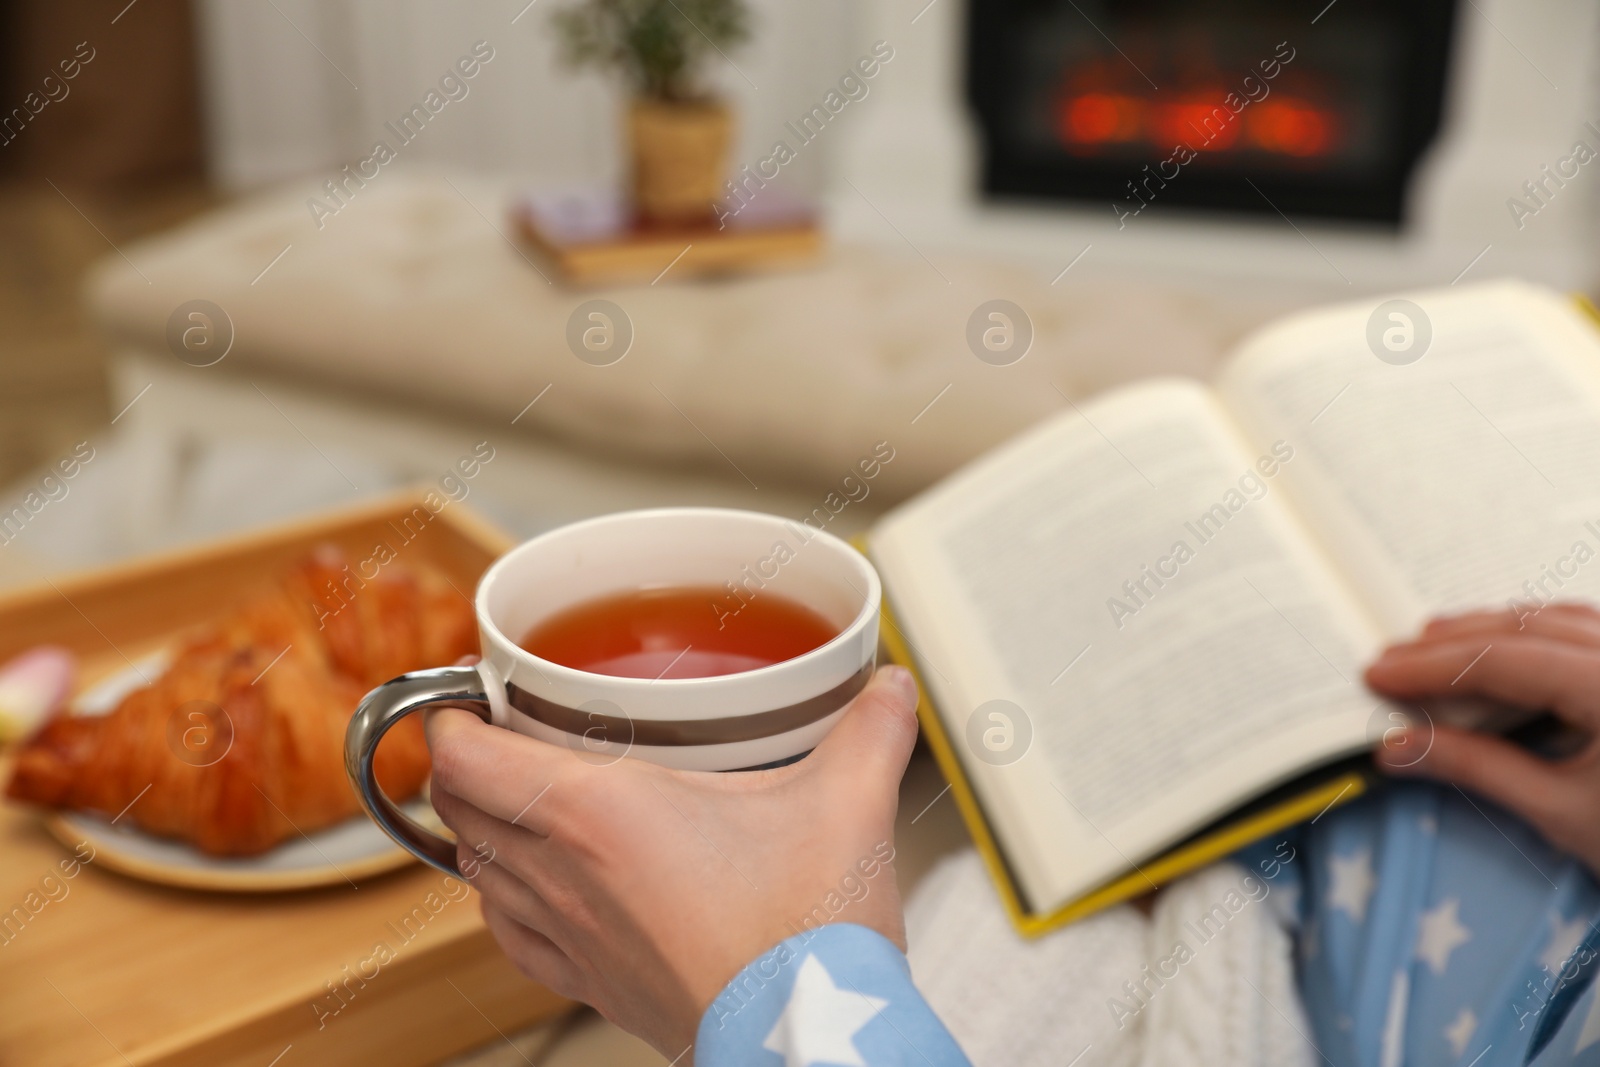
top-left (505, 662), bottom-right (874, 747)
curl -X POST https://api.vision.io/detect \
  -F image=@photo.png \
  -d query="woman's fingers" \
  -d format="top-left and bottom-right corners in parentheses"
top-left (444, 802), bottom-right (596, 1003)
top-left (431, 783), bottom-right (543, 845)
top-left (424, 707), bottom-right (585, 834)
top-left (480, 899), bottom-right (586, 1003)
top-left (1370, 609), bottom-right (1600, 877)
top-left (1379, 725), bottom-right (1588, 854)
top-left (1367, 634), bottom-right (1600, 729)
top-left (431, 787), bottom-right (564, 893)
top-left (470, 847), bottom-right (564, 934)
top-left (1418, 604), bottom-right (1600, 648)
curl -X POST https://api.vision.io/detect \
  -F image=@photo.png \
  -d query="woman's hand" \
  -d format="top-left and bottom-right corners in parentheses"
top-left (1366, 603), bottom-right (1600, 877)
top-left (423, 666), bottom-right (921, 1058)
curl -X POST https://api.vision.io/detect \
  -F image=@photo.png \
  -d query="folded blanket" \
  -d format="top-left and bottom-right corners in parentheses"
top-left (905, 850), bottom-right (1315, 1067)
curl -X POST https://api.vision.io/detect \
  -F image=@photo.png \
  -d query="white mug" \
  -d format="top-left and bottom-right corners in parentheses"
top-left (346, 507), bottom-right (882, 876)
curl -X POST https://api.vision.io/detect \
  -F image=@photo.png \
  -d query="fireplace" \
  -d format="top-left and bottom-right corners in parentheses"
top-left (966, 0), bottom-right (1460, 225)
top-left (832, 0), bottom-right (1599, 293)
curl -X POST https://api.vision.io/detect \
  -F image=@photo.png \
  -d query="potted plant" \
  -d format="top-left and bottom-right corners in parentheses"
top-left (553, 0), bottom-right (750, 224)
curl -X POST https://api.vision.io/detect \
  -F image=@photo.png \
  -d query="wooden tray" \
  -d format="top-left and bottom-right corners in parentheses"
top-left (0, 492), bottom-right (573, 1067)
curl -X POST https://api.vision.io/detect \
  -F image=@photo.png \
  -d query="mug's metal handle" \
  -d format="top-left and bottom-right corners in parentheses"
top-left (346, 665), bottom-right (494, 877)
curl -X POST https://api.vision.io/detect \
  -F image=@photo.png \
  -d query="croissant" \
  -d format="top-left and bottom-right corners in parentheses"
top-left (5, 549), bottom-right (478, 856)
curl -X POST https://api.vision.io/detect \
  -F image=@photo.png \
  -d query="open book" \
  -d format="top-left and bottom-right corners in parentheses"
top-left (867, 279), bottom-right (1600, 933)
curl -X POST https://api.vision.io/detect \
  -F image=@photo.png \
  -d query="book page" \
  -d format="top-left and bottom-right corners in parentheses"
top-left (871, 379), bottom-right (1384, 911)
top-left (1218, 280), bottom-right (1600, 634)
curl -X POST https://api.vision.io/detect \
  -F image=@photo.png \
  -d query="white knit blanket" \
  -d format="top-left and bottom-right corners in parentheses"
top-left (905, 851), bottom-right (1316, 1067)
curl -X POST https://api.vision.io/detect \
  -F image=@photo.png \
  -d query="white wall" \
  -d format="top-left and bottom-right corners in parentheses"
top-left (195, 0), bottom-right (863, 197)
top-left (195, 0), bottom-right (1600, 294)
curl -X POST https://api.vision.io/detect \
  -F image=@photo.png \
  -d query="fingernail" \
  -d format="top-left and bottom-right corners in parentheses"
top-left (879, 665), bottom-right (918, 705)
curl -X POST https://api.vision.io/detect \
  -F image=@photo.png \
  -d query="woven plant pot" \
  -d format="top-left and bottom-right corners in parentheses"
top-left (628, 97), bottom-right (732, 223)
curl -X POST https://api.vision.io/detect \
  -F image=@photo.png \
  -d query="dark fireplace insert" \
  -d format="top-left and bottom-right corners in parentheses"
top-left (966, 0), bottom-right (1459, 226)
